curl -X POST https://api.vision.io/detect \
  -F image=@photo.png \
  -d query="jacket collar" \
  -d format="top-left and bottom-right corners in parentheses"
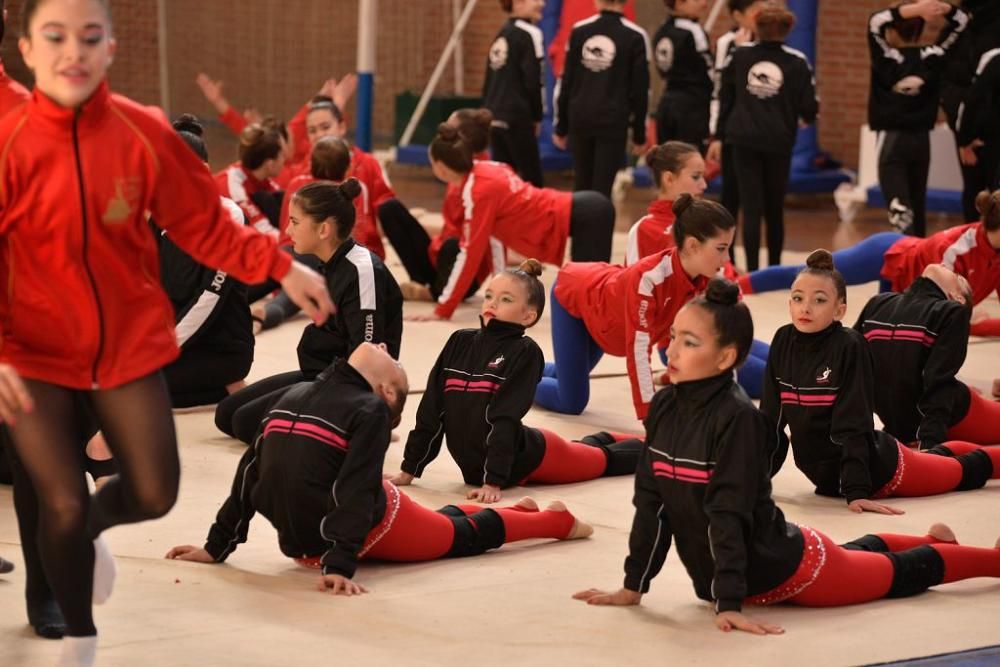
top-left (673, 371), bottom-right (734, 409)
top-left (671, 249), bottom-right (709, 294)
top-left (648, 198), bottom-right (675, 220)
top-left (791, 320), bottom-right (843, 346)
top-left (907, 276), bottom-right (947, 300)
top-left (976, 222), bottom-right (1000, 254)
top-left (479, 316), bottom-right (527, 339)
top-left (317, 358), bottom-right (374, 392)
top-left (320, 238), bottom-right (358, 272)
top-left (29, 79), bottom-right (111, 137)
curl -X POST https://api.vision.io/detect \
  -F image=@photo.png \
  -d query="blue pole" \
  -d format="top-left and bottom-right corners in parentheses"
top-left (357, 0), bottom-right (377, 151)
top-left (786, 0), bottom-right (819, 168)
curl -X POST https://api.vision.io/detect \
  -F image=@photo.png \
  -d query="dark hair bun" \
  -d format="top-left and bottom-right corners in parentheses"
top-left (805, 249), bottom-right (835, 271)
top-left (673, 193), bottom-right (694, 217)
top-left (518, 258), bottom-right (544, 278)
top-left (704, 278), bottom-right (740, 306)
top-left (172, 113), bottom-right (204, 137)
top-left (437, 123), bottom-right (461, 142)
top-left (338, 177), bottom-right (362, 202)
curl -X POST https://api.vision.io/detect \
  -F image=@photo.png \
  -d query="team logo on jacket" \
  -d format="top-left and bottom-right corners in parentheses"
top-left (816, 366), bottom-right (832, 384)
top-left (488, 354), bottom-right (505, 369)
top-left (582, 35), bottom-right (616, 72)
top-left (489, 37), bottom-right (509, 70)
top-left (654, 37), bottom-right (675, 72)
top-left (747, 61), bottom-right (783, 99)
top-left (102, 178), bottom-right (141, 225)
top-left (892, 75), bottom-right (926, 96)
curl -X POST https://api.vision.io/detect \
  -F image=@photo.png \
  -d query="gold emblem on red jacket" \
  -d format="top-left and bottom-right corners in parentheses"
top-left (102, 178), bottom-right (140, 224)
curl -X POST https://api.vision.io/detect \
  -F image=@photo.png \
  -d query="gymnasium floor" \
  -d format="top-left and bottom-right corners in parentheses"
top-left (1, 171), bottom-right (999, 666)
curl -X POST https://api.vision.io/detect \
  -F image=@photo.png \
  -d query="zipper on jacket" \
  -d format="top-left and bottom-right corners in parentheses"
top-left (72, 109), bottom-right (106, 389)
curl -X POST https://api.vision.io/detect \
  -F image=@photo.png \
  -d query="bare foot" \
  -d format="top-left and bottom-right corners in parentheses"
top-left (513, 497), bottom-right (539, 512)
top-left (251, 305), bottom-right (266, 335)
top-left (927, 523), bottom-right (957, 544)
top-left (399, 281), bottom-right (433, 302)
top-left (225, 380), bottom-right (247, 395)
top-left (546, 501), bottom-right (594, 539)
top-left (992, 378), bottom-right (1000, 400)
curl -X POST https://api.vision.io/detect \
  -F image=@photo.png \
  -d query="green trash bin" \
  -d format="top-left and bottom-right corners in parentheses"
top-left (394, 91), bottom-right (483, 145)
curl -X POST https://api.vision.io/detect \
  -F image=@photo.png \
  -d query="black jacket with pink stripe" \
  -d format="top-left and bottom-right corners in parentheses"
top-left (401, 318), bottom-right (545, 488)
top-left (853, 278), bottom-right (972, 450)
top-left (625, 373), bottom-right (802, 613)
top-left (761, 322), bottom-right (898, 503)
top-left (203, 361), bottom-right (391, 579)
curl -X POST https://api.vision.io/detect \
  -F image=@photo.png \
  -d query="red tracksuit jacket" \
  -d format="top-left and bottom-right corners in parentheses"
top-left (0, 62), bottom-right (28, 117)
top-left (554, 249), bottom-right (708, 418)
top-left (219, 102), bottom-right (311, 189)
top-left (436, 160), bottom-right (573, 318)
top-left (279, 173), bottom-right (384, 258)
top-left (215, 162), bottom-right (282, 237)
top-left (0, 82), bottom-right (291, 390)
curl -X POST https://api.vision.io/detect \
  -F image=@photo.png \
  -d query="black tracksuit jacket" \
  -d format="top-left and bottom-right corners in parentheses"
top-left (203, 361), bottom-right (391, 578)
top-left (717, 40), bottom-right (818, 154)
top-left (296, 238), bottom-right (403, 378)
top-left (624, 373), bottom-right (803, 613)
top-left (853, 278), bottom-right (972, 450)
top-left (554, 10), bottom-right (651, 143)
top-left (401, 318), bottom-right (545, 488)
top-left (651, 16), bottom-right (713, 97)
top-left (867, 5), bottom-right (969, 132)
top-left (956, 47), bottom-right (1000, 147)
top-left (761, 323), bottom-right (899, 504)
top-left (482, 17), bottom-right (545, 125)
top-left (941, 0), bottom-right (1000, 132)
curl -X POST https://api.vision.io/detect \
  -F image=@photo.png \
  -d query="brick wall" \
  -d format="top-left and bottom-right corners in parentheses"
top-left (0, 0), bottom-right (944, 170)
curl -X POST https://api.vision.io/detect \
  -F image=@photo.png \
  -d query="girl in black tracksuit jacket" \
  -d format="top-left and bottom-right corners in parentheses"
top-left (956, 46), bottom-right (1000, 198)
top-left (652, 1), bottom-right (714, 150)
top-left (717, 5), bottom-right (818, 271)
top-left (763, 252), bottom-right (1000, 513)
top-left (483, 1), bottom-right (545, 187)
top-left (854, 265), bottom-right (1000, 448)
top-left (169, 354), bottom-right (592, 587)
top-left (215, 180), bottom-right (402, 444)
top-left (554, 1), bottom-right (651, 199)
top-left (868, 2), bottom-right (969, 237)
top-left (390, 260), bottom-right (641, 503)
top-left (575, 279), bottom-right (1000, 634)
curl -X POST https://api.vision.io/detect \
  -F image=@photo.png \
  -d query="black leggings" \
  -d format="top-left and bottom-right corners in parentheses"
top-left (379, 202), bottom-right (479, 300)
top-left (877, 129), bottom-right (930, 237)
top-left (6, 373), bottom-right (178, 637)
top-left (162, 346), bottom-right (253, 408)
top-left (656, 90), bottom-right (710, 150)
top-left (958, 139), bottom-right (1000, 222)
top-left (215, 370), bottom-right (307, 444)
top-left (570, 131), bottom-right (626, 200)
top-left (568, 191), bottom-right (616, 262)
top-left (490, 121), bottom-right (544, 187)
top-left (732, 145), bottom-right (791, 271)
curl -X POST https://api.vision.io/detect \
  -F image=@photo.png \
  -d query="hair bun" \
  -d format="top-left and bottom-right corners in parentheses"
top-left (437, 123), bottom-right (462, 143)
top-left (172, 113), bottom-right (204, 137)
top-left (805, 249), bottom-right (835, 271)
top-left (518, 258), bottom-right (543, 278)
top-left (338, 177), bottom-right (362, 202)
top-left (673, 193), bottom-right (694, 217)
top-left (704, 278), bottom-right (740, 306)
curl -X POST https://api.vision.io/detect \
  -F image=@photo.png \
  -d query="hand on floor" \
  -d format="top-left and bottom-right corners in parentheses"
top-left (467, 484), bottom-right (502, 503)
top-left (715, 611), bottom-right (784, 636)
top-left (573, 587), bottom-right (642, 606)
top-left (317, 574), bottom-right (368, 596)
top-left (165, 546), bottom-right (216, 563)
top-left (848, 498), bottom-right (905, 515)
top-left (405, 312), bottom-right (447, 322)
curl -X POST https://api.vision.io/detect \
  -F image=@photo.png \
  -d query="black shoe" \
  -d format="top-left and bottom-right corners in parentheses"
top-left (601, 438), bottom-right (643, 477)
top-left (27, 596), bottom-right (66, 640)
top-left (0, 556), bottom-right (13, 574)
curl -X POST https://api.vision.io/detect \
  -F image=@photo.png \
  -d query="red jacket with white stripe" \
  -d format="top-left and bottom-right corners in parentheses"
top-left (432, 180), bottom-right (494, 285)
top-left (0, 82), bottom-right (291, 390)
top-left (554, 249), bottom-right (708, 418)
top-left (882, 222), bottom-right (1000, 306)
top-left (215, 162), bottom-right (281, 236)
top-left (219, 102), bottom-right (311, 189)
top-left (436, 161), bottom-right (573, 318)
top-left (279, 174), bottom-right (384, 258)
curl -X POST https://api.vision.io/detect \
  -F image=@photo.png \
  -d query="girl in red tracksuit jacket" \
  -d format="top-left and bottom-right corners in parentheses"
top-left (420, 123), bottom-right (616, 321)
top-left (739, 189), bottom-right (1000, 337)
top-left (389, 260), bottom-right (642, 504)
top-left (385, 108), bottom-right (495, 303)
top-left (0, 1), bottom-right (329, 663)
top-left (214, 123), bottom-right (288, 237)
top-left (762, 251), bottom-right (1000, 516)
top-left (535, 195), bottom-right (735, 419)
top-left (575, 278), bottom-right (1000, 635)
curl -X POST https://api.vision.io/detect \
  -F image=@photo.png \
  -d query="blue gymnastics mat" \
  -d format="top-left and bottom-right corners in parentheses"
top-left (867, 644), bottom-right (1000, 666)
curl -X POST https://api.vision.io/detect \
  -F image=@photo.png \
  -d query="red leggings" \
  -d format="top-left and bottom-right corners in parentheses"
top-left (524, 429), bottom-right (639, 484)
top-left (787, 528), bottom-right (1000, 607)
top-left (887, 441), bottom-right (1000, 497)
top-left (292, 486), bottom-right (579, 567)
top-left (970, 317), bottom-right (1000, 338)
top-left (947, 387), bottom-right (1000, 445)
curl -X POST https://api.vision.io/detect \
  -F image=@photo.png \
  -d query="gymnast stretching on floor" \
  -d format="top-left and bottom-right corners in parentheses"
top-left (388, 260), bottom-right (641, 504)
top-left (168, 343), bottom-right (592, 594)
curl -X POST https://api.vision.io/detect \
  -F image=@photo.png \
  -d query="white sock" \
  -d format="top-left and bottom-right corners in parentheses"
top-left (57, 635), bottom-right (97, 667)
top-left (91, 536), bottom-right (116, 605)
